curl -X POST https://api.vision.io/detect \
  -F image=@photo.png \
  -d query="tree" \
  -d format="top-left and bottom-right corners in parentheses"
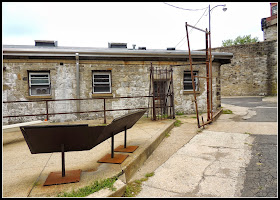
top-left (222, 35), bottom-right (259, 47)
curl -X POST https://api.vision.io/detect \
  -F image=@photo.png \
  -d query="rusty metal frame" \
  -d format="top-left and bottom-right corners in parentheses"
top-left (149, 63), bottom-right (175, 121)
top-left (3, 95), bottom-right (151, 124)
top-left (185, 22), bottom-right (218, 128)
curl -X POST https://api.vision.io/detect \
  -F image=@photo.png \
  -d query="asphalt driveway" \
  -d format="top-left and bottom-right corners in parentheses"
top-left (222, 96), bottom-right (277, 122)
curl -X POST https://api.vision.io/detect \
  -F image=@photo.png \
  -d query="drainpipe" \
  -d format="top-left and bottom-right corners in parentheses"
top-left (76, 53), bottom-right (80, 120)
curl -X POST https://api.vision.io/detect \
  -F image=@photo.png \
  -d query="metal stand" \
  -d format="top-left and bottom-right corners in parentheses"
top-left (98, 132), bottom-right (129, 164)
top-left (43, 144), bottom-right (81, 186)
top-left (111, 132), bottom-right (114, 158)
top-left (114, 126), bottom-right (138, 153)
top-left (62, 144), bottom-right (65, 177)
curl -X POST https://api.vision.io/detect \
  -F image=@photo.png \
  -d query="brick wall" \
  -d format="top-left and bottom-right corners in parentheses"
top-left (211, 40), bottom-right (277, 96)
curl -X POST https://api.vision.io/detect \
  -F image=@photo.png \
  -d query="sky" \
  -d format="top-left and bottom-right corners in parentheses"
top-left (2, 2), bottom-right (272, 50)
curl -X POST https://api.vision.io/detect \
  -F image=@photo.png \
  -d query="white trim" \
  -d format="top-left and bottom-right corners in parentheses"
top-left (92, 71), bottom-right (112, 94)
top-left (29, 72), bottom-right (51, 96)
top-left (3, 120), bottom-right (44, 130)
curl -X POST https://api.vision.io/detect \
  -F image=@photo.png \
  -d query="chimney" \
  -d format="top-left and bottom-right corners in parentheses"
top-left (138, 47), bottom-right (146, 50)
top-left (108, 42), bottom-right (127, 48)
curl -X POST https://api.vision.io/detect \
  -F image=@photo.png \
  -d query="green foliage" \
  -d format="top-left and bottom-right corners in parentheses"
top-left (145, 172), bottom-right (155, 178)
top-left (222, 35), bottom-right (259, 47)
top-left (222, 109), bottom-right (233, 114)
top-left (57, 176), bottom-right (118, 197)
top-left (123, 172), bottom-right (155, 197)
top-left (174, 119), bottom-right (182, 127)
top-left (175, 112), bottom-right (184, 116)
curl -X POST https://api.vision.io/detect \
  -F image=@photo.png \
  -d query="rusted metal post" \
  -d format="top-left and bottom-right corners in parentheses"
top-left (185, 22), bottom-right (200, 128)
top-left (61, 144), bottom-right (65, 177)
top-left (209, 31), bottom-right (213, 120)
top-left (206, 29), bottom-right (211, 121)
top-left (46, 100), bottom-right (49, 121)
top-left (103, 98), bottom-right (106, 124)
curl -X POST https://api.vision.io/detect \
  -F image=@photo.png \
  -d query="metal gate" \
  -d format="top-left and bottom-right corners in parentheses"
top-left (148, 64), bottom-right (175, 120)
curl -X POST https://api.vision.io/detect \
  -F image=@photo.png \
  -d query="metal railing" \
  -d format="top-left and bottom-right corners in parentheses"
top-left (3, 95), bottom-right (173, 124)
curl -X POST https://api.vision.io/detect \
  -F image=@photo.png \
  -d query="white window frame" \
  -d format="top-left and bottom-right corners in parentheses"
top-left (29, 72), bottom-right (51, 96)
top-left (92, 71), bottom-right (112, 94)
top-left (183, 71), bottom-right (198, 91)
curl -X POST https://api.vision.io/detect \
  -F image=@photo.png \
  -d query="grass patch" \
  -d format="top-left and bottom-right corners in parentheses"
top-left (174, 119), bottom-right (182, 127)
top-left (57, 175), bottom-right (120, 197)
top-left (145, 172), bottom-right (154, 178)
top-left (165, 132), bottom-right (171, 138)
top-left (175, 112), bottom-right (184, 116)
top-left (123, 172), bottom-right (155, 197)
top-left (222, 109), bottom-right (233, 114)
top-left (244, 132), bottom-right (252, 135)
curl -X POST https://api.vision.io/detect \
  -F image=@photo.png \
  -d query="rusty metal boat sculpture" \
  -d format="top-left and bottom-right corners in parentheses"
top-left (19, 109), bottom-right (147, 185)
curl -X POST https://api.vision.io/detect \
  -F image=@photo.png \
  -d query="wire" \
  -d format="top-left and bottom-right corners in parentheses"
top-left (163, 2), bottom-right (208, 11)
top-left (175, 7), bottom-right (208, 49)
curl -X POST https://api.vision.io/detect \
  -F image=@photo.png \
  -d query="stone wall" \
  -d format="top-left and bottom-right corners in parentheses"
top-left (211, 40), bottom-right (277, 96)
top-left (3, 60), bottom-right (222, 125)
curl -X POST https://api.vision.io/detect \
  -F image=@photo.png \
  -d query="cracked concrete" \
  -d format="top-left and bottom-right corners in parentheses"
top-left (134, 96), bottom-right (277, 197)
top-left (137, 130), bottom-right (253, 197)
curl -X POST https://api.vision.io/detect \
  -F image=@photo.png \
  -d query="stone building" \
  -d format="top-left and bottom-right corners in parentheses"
top-left (261, 3), bottom-right (277, 41)
top-left (3, 41), bottom-right (232, 124)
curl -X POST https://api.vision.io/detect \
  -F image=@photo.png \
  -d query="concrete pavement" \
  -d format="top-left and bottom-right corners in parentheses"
top-left (3, 96), bottom-right (277, 197)
top-left (134, 96), bottom-right (277, 197)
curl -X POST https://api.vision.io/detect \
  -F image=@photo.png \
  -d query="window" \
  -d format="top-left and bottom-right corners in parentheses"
top-left (29, 72), bottom-right (51, 96)
top-left (92, 71), bottom-right (111, 93)
top-left (183, 71), bottom-right (198, 91)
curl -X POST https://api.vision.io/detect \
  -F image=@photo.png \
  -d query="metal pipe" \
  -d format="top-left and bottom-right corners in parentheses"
top-left (103, 99), bottom-right (106, 124)
top-left (76, 53), bottom-right (80, 120)
top-left (124, 126), bottom-right (127, 148)
top-left (171, 67), bottom-right (175, 119)
top-left (185, 22), bottom-right (200, 128)
top-left (46, 100), bottom-right (49, 121)
top-left (151, 64), bottom-right (156, 121)
top-left (186, 23), bottom-right (209, 33)
top-left (206, 29), bottom-right (211, 121)
top-left (209, 32), bottom-right (213, 120)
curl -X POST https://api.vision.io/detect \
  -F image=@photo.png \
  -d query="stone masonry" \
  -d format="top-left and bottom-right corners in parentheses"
top-left (211, 40), bottom-right (277, 96)
top-left (3, 59), bottom-right (222, 125)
